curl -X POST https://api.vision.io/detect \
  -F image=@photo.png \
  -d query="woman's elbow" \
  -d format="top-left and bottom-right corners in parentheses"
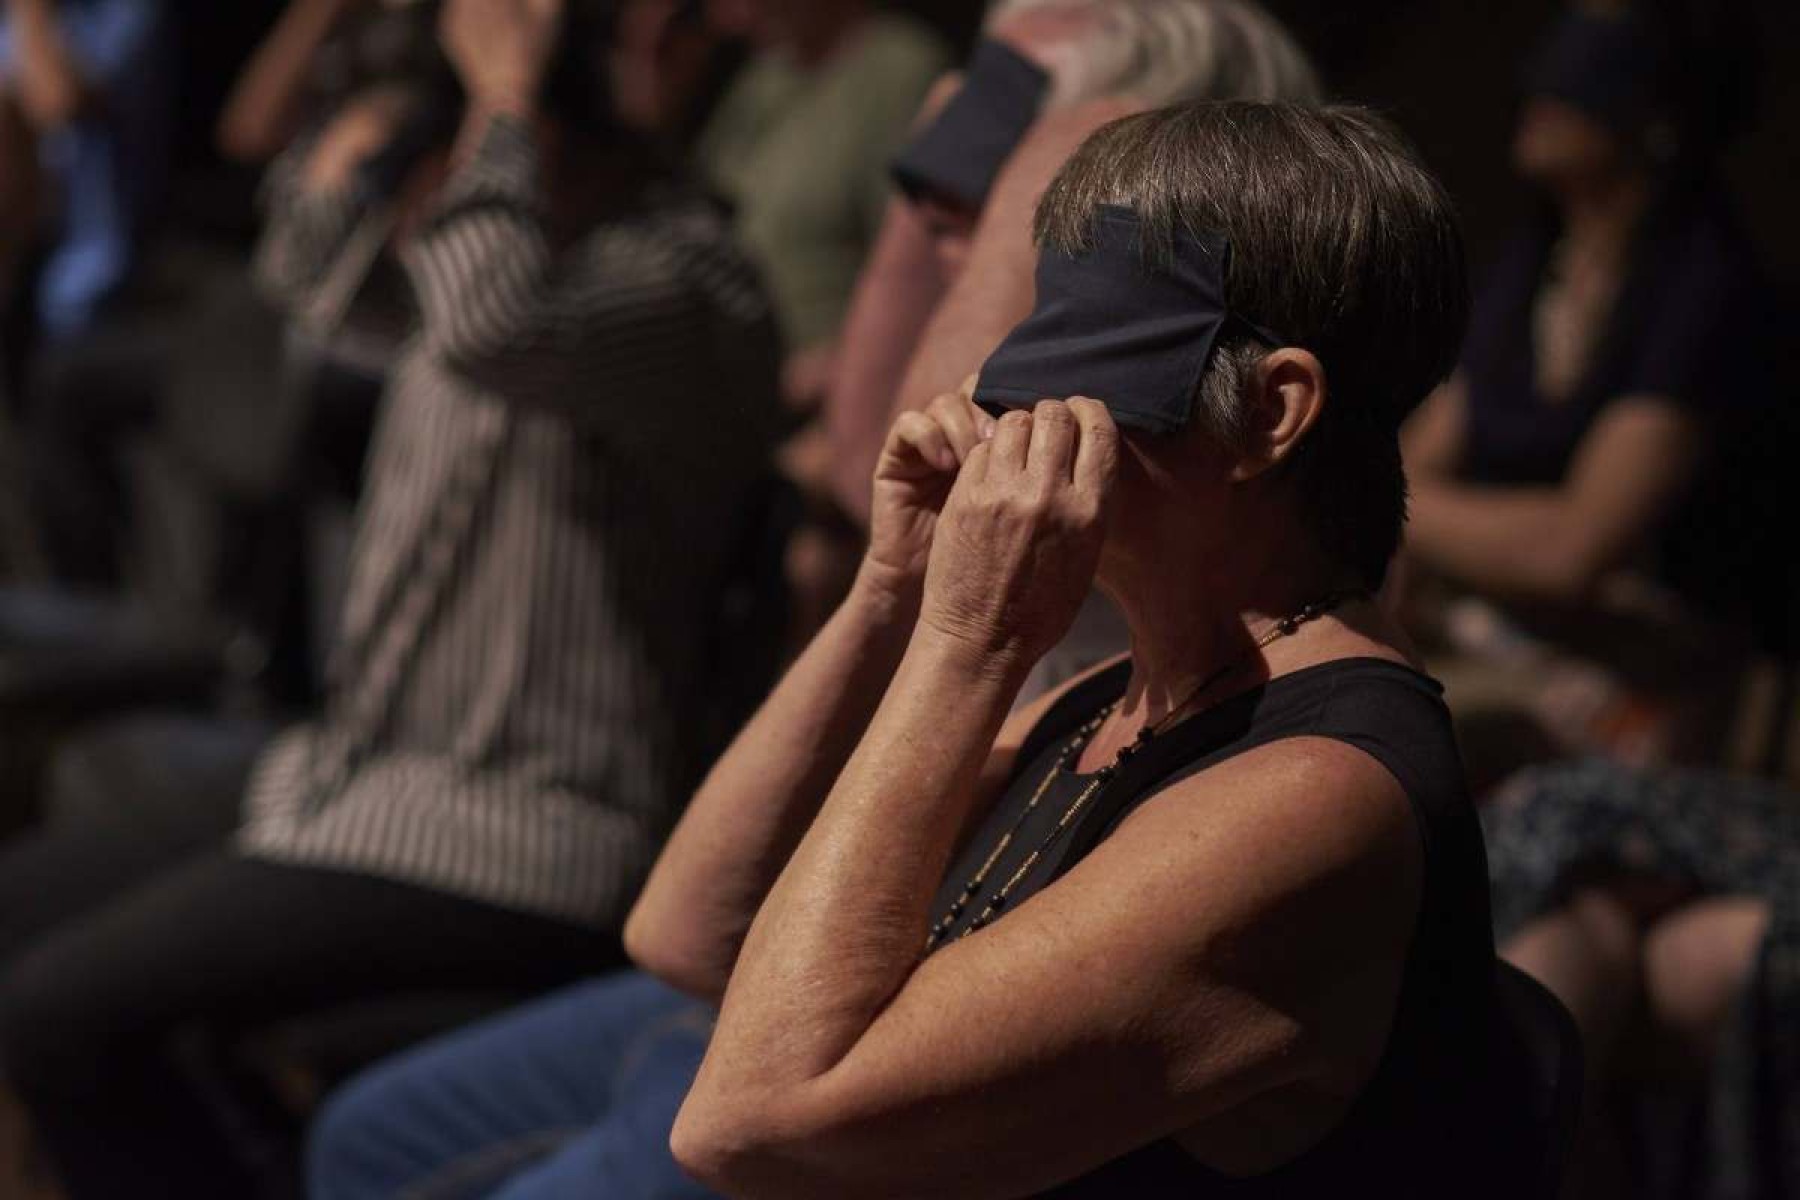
top-left (670, 1090), bottom-right (855, 1200)
top-left (669, 1090), bottom-right (800, 1200)
top-left (622, 904), bottom-right (731, 1004)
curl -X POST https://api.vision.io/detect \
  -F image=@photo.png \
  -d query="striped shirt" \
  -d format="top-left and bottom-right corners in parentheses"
top-left (236, 118), bottom-right (781, 929)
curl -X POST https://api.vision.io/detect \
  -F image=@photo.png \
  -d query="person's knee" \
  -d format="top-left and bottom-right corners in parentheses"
top-left (1642, 896), bottom-right (1770, 1071)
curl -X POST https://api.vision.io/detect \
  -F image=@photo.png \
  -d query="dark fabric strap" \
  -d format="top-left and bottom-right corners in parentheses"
top-left (976, 206), bottom-right (1284, 435)
top-left (891, 38), bottom-right (1050, 211)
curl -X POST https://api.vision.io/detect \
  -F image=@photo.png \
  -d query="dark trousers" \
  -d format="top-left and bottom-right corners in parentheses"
top-left (0, 851), bottom-right (619, 1199)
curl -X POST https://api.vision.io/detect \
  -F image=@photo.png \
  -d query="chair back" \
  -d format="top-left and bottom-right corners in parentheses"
top-left (1490, 959), bottom-right (1586, 1195)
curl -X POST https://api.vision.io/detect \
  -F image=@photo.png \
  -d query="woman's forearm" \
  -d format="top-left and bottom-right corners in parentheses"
top-left (218, 0), bottom-right (356, 163)
top-left (6, 0), bottom-right (94, 127)
top-left (624, 563), bottom-right (924, 999)
top-left (703, 625), bottom-right (1026, 1078)
top-left (1407, 480), bottom-right (1597, 602)
top-left (825, 199), bottom-right (949, 525)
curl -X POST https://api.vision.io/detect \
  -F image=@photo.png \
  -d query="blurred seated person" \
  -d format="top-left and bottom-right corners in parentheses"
top-left (1485, 758), bottom-right (1794, 1199)
top-left (695, 0), bottom-right (949, 410)
top-left (0, 0), bottom-right (169, 349)
top-left (312, 101), bottom-right (1532, 1199)
top-left (780, 0), bottom-right (1319, 642)
top-left (1399, 2), bottom-right (1775, 783)
top-left (0, 0), bottom-right (779, 1195)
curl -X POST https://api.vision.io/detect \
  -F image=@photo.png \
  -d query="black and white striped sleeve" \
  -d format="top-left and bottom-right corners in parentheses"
top-left (252, 135), bottom-right (374, 313)
top-left (398, 116), bottom-right (718, 443)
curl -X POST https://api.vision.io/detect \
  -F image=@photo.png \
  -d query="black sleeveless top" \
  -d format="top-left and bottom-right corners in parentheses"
top-left (928, 657), bottom-right (1503, 1198)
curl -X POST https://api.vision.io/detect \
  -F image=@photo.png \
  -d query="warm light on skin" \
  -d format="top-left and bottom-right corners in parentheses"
top-left (1511, 95), bottom-right (1635, 190)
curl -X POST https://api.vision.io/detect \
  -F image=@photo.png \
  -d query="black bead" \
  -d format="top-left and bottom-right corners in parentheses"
top-left (1097, 767), bottom-right (1114, 782)
top-left (990, 894), bottom-right (1007, 910)
top-left (962, 881), bottom-right (980, 897)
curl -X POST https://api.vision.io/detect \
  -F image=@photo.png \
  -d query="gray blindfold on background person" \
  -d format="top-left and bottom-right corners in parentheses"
top-left (890, 39), bottom-right (1052, 212)
top-left (974, 206), bottom-right (1288, 436)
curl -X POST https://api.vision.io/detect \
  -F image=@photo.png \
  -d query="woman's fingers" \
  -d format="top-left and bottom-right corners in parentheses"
top-left (988, 409), bottom-right (1034, 476)
top-left (890, 410), bottom-right (956, 473)
top-left (928, 392), bottom-right (984, 463)
top-left (1068, 397), bottom-right (1120, 499)
top-left (1027, 400), bottom-right (1077, 482)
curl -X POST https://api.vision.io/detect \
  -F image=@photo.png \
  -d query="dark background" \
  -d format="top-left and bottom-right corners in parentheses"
top-left (169, 0), bottom-right (1800, 283)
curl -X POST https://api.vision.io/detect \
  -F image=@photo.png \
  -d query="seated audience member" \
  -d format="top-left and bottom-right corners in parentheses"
top-left (314, 101), bottom-right (1534, 1198)
top-left (695, 0), bottom-right (950, 409)
top-left (1398, 2), bottom-right (1774, 781)
top-left (0, 0), bottom-right (170, 578)
top-left (0, 0), bottom-right (169, 346)
top-left (783, 0), bottom-right (1318, 642)
top-left (0, 0), bottom-right (779, 1195)
top-left (1485, 758), bottom-right (1795, 1199)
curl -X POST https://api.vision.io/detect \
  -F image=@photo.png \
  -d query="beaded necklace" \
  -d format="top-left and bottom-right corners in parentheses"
top-left (924, 592), bottom-right (1358, 953)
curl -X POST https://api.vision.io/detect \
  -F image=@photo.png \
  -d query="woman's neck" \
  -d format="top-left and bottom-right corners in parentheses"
top-left (1555, 170), bottom-right (1650, 268)
top-left (1102, 535), bottom-right (1353, 735)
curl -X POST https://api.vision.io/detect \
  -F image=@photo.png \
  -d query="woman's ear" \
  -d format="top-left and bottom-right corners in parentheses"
top-left (1228, 348), bottom-right (1328, 482)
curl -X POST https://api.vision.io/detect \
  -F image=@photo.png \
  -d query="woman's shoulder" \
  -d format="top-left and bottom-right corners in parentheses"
top-left (1230, 655), bottom-right (1467, 820)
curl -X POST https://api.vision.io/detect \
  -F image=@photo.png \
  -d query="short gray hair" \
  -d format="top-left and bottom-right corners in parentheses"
top-left (986, 0), bottom-right (1321, 109)
top-left (1036, 102), bottom-right (1470, 588)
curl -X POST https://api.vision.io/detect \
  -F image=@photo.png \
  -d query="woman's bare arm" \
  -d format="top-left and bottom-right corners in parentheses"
top-left (674, 651), bottom-right (1419, 1198)
top-left (5, 0), bottom-right (97, 126)
top-left (217, 0), bottom-right (362, 164)
top-left (823, 195), bottom-right (951, 524)
top-left (1400, 376), bottom-right (1468, 482)
top-left (1406, 395), bottom-right (1705, 603)
top-left (624, 563), bottom-right (923, 1001)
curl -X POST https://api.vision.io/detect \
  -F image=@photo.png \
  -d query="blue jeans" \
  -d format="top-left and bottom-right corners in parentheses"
top-left (308, 972), bottom-right (718, 1200)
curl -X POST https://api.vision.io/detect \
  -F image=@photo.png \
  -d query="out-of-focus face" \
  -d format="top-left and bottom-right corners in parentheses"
top-left (898, 5), bottom-right (1102, 279)
top-left (1512, 95), bottom-right (1632, 188)
top-left (705, 0), bottom-right (835, 50)
top-left (610, 0), bottom-right (723, 136)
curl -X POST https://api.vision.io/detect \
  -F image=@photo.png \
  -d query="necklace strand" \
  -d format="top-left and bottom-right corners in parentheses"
top-left (924, 591), bottom-right (1359, 953)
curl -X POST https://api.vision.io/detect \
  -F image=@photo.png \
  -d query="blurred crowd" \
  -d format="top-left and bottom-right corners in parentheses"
top-left (0, 0), bottom-right (1795, 1197)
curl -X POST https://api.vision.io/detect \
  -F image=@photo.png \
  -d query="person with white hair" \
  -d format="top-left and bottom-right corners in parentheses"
top-left (776, 0), bottom-right (1317, 645)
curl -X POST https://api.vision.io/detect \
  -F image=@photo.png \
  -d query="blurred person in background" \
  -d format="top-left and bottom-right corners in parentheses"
top-left (0, 0), bottom-right (780, 1195)
top-left (0, 0), bottom-right (169, 352)
top-left (694, 0), bottom-right (950, 411)
top-left (0, 0), bottom-right (170, 582)
top-left (1398, 0), bottom-right (1778, 788)
top-left (1484, 758), bottom-right (1794, 1199)
top-left (790, 0), bottom-right (1319, 670)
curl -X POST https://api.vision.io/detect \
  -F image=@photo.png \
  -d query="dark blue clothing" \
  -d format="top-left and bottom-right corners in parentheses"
top-left (309, 973), bottom-right (714, 1200)
top-left (0, 0), bottom-right (171, 339)
top-left (1459, 196), bottom-right (1767, 489)
top-left (1459, 195), bottom-right (1787, 629)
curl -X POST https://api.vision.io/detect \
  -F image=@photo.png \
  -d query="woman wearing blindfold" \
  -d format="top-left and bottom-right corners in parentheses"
top-left (630, 101), bottom-right (1552, 1198)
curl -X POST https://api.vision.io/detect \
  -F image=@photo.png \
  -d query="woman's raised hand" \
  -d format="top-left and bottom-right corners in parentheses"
top-left (864, 379), bottom-right (996, 602)
top-left (917, 398), bottom-right (1119, 671)
top-left (440, 0), bottom-right (563, 114)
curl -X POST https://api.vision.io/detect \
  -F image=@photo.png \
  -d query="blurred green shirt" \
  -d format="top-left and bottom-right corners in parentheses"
top-left (696, 13), bottom-right (950, 352)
